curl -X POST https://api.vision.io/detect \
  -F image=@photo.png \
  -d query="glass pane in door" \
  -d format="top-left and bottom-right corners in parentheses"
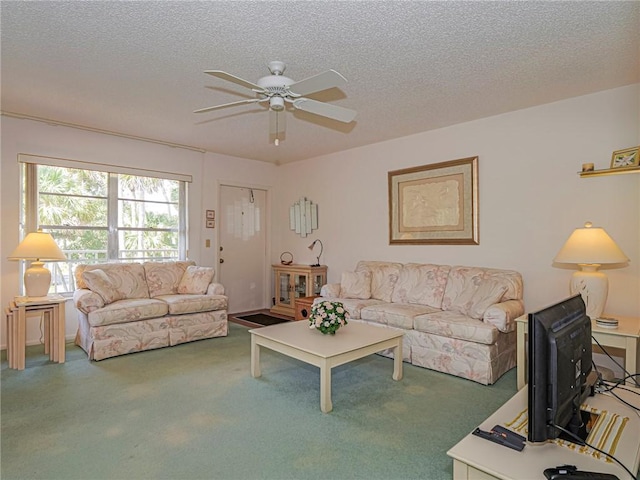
top-left (279, 272), bottom-right (291, 306)
top-left (294, 274), bottom-right (307, 298)
top-left (312, 274), bottom-right (324, 295)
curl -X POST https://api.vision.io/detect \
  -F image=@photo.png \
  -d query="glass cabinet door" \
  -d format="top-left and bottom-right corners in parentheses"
top-left (312, 274), bottom-right (324, 295)
top-left (278, 271), bottom-right (291, 306)
top-left (294, 274), bottom-right (307, 298)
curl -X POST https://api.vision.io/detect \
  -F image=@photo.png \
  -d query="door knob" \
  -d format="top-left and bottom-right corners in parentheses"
top-left (219, 258), bottom-right (224, 263)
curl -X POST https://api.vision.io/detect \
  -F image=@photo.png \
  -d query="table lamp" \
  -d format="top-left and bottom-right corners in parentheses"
top-left (553, 222), bottom-right (628, 320)
top-left (307, 239), bottom-right (323, 267)
top-left (8, 230), bottom-right (67, 297)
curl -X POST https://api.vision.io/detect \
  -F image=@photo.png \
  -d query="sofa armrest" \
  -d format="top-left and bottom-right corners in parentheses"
top-left (73, 288), bottom-right (105, 314)
top-left (206, 282), bottom-right (225, 296)
top-left (483, 299), bottom-right (524, 333)
top-left (320, 283), bottom-right (341, 298)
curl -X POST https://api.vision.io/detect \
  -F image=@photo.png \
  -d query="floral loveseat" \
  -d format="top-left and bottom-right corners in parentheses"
top-left (317, 261), bottom-right (524, 384)
top-left (73, 261), bottom-right (228, 360)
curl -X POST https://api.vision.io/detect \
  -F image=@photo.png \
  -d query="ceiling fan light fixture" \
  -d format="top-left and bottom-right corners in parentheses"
top-left (270, 96), bottom-right (285, 111)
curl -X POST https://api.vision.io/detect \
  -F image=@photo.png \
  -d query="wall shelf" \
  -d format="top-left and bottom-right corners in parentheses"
top-left (579, 166), bottom-right (640, 178)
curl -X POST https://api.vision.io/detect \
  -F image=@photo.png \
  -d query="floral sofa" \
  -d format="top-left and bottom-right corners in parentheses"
top-left (73, 261), bottom-right (228, 360)
top-left (316, 261), bottom-right (524, 384)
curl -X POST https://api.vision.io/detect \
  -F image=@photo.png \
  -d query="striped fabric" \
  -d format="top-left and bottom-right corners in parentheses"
top-left (506, 405), bottom-right (629, 463)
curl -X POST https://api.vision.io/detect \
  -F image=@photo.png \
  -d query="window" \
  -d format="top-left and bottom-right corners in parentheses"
top-left (21, 158), bottom-right (189, 294)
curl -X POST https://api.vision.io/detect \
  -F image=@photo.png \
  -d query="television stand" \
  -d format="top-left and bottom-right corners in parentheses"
top-left (447, 387), bottom-right (640, 480)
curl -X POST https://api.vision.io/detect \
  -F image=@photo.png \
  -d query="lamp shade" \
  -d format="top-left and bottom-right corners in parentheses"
top-left (553, 222), bottom-right (628, 265)
top-left (8, 231), bottom-right (67, 261)
top-left (553, 222), bottom-right (628, 320)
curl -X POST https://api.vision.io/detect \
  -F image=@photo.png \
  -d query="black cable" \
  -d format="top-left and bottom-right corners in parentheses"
top-left (591, 335), bottom-right (639, 388)
top-left (601, 377), bottom-right (640, 396)
top-left (598, 382), bottom-right (640, 413)
top-left (552, 422), bottom-right (637, 480)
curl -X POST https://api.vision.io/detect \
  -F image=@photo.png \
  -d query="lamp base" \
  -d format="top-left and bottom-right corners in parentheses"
top-left (570, 265), bottom-right (608, 320)
top-left (24, 261), bottom-right (52, 297)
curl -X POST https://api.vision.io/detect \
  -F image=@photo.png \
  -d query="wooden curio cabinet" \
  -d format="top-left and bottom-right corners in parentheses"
top-left (270, 264), bottom-right (327, 317)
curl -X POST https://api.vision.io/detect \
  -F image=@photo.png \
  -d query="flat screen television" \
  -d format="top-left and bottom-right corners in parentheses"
top-left (528, 294), bottom-right (596, 443)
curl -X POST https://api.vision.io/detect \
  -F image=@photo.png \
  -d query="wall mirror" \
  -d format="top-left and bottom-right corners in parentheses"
top-left (290, 197), bottom-right (318, 238)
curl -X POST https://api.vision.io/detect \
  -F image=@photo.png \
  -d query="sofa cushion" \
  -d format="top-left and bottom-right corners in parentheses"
top-left (155, 294), bottom-right (228, 315)
top-left (313, 297), bottom-right (385, 320)
top-left (442, 267), bottom-right (510, 316)
top-left (144, 261), bottom-right (195, 297)
top-left (361, 303), bottom-right (439, 329)
top-left (444, 274), bottom-right (508, 320)
top-left (466, 281), bottom-right (508, 319)
top-left (82, 269), bottom-right (126, 304)
top-left (87, 298), bottom-right (169, 327)
top-left (355, 261), bottom-right (403, 303)
top-left (339, 271), bottom-right (372, 299)
top-left (76, 263), bottom-right (149, 300)
top-left (177, 266), bottom-right (215, 295)
top-left (391, 263), bottom-right (451, 308)
top-left (413, 310), bottom-right (498, 345)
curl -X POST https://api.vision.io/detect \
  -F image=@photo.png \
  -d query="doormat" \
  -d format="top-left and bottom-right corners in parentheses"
top-left (233, 314), bottom-right (290, 327)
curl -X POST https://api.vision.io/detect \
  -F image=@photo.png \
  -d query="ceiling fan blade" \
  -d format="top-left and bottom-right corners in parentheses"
top-left (269, 110), bottom-right (286, 135)
top-left (288, 70), bottom-right (347, 96)
top-left (204, 70), bottom-right (262, 91)
top-left (194, 98), bottom-right (263, 114)
top-left (292, 98), bottom-right (357, 123)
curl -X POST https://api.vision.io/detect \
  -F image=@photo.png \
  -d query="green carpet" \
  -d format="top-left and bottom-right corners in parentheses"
top-left (1, 323), bottom-right (517, 480)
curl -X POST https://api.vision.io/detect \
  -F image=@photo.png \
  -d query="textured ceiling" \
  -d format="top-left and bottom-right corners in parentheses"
top-left (2, 1), bottom-right (639, 165)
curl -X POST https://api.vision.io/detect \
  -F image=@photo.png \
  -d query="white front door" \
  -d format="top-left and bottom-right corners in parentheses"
top-left (218, 185), bottom-right (268, 314)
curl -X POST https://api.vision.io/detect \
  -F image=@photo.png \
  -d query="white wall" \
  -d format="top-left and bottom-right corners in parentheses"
top-left (2, 84), bottom-right (638, 350)
top-left (0, 117), bottom-right (279, 347)
top-left (275, 85), bottom-right (640, 317)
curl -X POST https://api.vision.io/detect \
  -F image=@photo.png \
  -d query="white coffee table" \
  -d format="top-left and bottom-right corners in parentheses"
top-left (249, 321), bottom-right (403, 413)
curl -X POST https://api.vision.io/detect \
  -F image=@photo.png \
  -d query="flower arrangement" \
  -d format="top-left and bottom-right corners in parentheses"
top-left (309, 301), bottom-right (350, 335)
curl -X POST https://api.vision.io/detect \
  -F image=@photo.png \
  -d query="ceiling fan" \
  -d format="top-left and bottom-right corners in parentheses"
top-left (194, 61), bottom-right (357, 145)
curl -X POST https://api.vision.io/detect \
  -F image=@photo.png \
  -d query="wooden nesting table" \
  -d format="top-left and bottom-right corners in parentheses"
top-left (5, 295), bottom-right (66, 370)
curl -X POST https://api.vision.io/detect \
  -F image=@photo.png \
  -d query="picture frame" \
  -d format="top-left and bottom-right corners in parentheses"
top-left (610, 146), bottom-right (639, 169)
top-left (206, 210), bottom-right (215, 219)
top-left (206, 219), bottom-right (215, 229)
top-left (388, 156), bottom-right (479, 245)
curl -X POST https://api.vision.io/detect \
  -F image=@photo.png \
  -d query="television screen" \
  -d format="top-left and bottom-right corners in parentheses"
top-left (528, 294), bottom-right (595, 443)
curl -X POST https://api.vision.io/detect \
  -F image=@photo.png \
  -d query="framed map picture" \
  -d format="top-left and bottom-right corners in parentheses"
top-left (388, 156), bottom-right (479, 245)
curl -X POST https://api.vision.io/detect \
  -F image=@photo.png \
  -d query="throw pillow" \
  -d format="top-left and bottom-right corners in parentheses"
top-left (82, 269), bottom-right (126, 304)
top-left (467, 281), bottom-right (508, 320)
top-left (177, 266), bottom-right (215, 295)
top-left (339, 271), bottom-right (372, 299)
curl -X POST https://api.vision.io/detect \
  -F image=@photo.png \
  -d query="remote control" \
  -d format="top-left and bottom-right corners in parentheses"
top-left (543, 465), bottom-right (619, 480)
top-left (491, 425), bottom-right (526, 443)
top-left (472, 426), bottom-right (525, 451)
